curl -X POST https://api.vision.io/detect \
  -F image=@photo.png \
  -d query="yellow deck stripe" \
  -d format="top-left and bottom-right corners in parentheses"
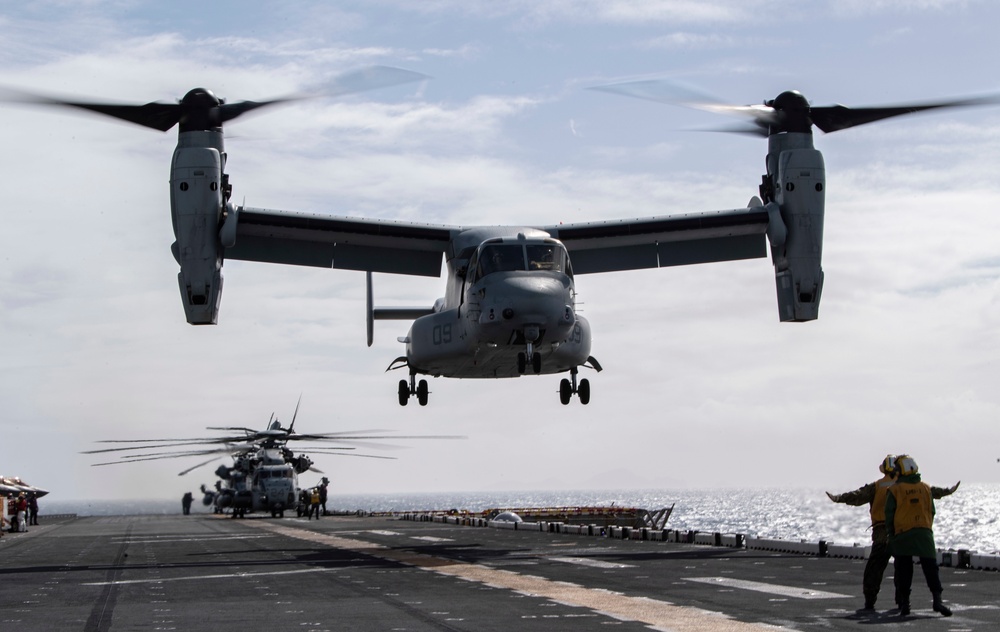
top-left (247, 521), bottom-right (789, 632)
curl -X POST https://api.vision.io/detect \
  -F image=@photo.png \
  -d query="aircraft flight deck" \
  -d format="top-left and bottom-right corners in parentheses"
top-left (3, 512), bottom-right (998, 631)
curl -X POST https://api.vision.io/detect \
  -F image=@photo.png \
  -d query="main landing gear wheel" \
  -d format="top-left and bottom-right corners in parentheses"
top-left (398, 373), bottom-right (430, 406)
top-left (559, 368), bottom-right (591, 405)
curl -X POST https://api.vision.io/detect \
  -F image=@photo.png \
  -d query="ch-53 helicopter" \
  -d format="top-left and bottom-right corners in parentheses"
top-left (10, 71), bottom-right (998, 405)
top-left (84, 399), bottom-right (461, 518)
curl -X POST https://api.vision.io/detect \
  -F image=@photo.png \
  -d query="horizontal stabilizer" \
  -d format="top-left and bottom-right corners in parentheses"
top-left (373, 307), bottom-right (436, 320)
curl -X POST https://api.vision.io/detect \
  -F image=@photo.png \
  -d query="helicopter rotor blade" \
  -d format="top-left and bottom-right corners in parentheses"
top-left (91, 447), bottom-right (248, 467)
top-left (178, 456), bottom-right (226, 477)
top-left (590, 77), bottom-right (1000, 136)
top-left (305, 452), bottom-right (398, 460)
top-left (288, 394), bottom-right (302, 434)
top-left (115, 445), bottom-right (253, 460)
top-left (285, 433), bottom-right (466, 441)
top-left (0, 65), bottom-right (427, 132)
top-left (82, 437), bottom-right (252, 454)
top-left (319, 65), bottom-right (427, 98)
top-left (809, 96), bottom-right (1000, 133)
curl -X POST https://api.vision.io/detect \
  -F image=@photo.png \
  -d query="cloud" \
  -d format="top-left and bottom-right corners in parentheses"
top-left (3, 1), bottom-right (1000, 503)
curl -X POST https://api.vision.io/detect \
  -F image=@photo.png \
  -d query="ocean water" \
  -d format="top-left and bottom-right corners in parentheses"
top-left (42, 483), bottom-right (1000, 554)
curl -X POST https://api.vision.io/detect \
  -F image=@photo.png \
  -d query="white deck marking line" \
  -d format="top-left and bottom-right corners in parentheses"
top-left (683, 577), bottom-right (851, 600)
top-left (248, 521), bottom-right (793, 632)
top-left (368, 530), bottom-right (402, 536)
top-left (111, 535), bottom-right (274, 544)
top-left (83, 567), bottom-right (334, 586)
top-left (550, 557), bottom-right (635, 569)
top-left (410, 536), bottom-right (454, 542)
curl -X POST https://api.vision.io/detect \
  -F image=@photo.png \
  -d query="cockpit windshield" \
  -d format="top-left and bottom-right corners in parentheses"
top-left (526, 244), bottom-right (567, 272)
top-left (473, 242), bottom-right (571, 281)
top-left (479, 245), bottom-right (523, 276)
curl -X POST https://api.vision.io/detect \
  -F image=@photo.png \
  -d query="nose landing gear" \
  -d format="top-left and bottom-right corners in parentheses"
top-left (517, 329), bottom-right (543, 374)
top-left (559, 367), bottom-right (591, 405)
top-left (398, 371), bottom-right (429, 406)
top-left (517, 342), bottom-right (542, 374)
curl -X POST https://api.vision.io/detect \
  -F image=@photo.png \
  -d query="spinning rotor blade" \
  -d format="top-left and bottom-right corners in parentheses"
top-left (2, 65), bottom-right (426, 132)
top-left (285, 433), bottom-right (466, 441)
top-left (808, 96), bottom-right (1000, 133)
top-left (91, 446), bottom-right (248, 467)
top-left (288, 394), bottom-right (302, 434)
top-left (113, 445), bottom-right (252, 460)
top-left (178, 456), bottom-right (225, 477)
top-left (321, 65), bottom-right (427, 98)
top-left (303, 451), bottom-right (397, 460)
top-left (590, 77), bottom-right (1000, 136)
top-left (83, 439), bottom-right (254, 454)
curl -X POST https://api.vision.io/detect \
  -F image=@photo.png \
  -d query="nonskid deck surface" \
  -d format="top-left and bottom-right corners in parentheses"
top-left (2, 514), bottom-right (998, 631)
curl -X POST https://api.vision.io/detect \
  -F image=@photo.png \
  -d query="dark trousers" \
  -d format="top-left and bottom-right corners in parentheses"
top-left (894, 556), bottom-right (943, 606)
top-left (863, 538), bottom-right (891, 605)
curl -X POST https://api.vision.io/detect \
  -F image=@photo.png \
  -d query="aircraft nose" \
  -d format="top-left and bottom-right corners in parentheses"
top-left (489, 274), bottom-right (574, 327)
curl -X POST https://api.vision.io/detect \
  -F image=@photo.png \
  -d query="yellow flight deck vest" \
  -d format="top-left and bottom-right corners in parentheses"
top-left (870, 475), bottom-right (894, 526)
top-left (890, 481), bottom-right (933, 534)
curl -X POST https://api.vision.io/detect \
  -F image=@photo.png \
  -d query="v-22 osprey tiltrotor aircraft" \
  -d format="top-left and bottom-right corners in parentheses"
top-left (12, 70), bottom-right (997, 405)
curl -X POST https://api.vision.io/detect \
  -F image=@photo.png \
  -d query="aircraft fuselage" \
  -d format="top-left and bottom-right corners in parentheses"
top-left (404, 231), bottom-right (591, 379)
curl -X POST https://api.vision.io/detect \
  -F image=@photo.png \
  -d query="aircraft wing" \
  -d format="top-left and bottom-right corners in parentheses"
top-left (226, 207), bottom-right (459, 277)
top-left (542, 206), bottom-right (770, 274)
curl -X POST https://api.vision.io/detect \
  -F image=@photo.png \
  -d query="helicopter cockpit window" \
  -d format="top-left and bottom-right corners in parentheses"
top-left (526, 244), bottom-right (569, 274)
top-left (476, 245), bottom-right (525, 280)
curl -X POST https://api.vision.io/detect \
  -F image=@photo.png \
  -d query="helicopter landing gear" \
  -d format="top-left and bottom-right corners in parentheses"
top-left (398, 372), bottom-right (429, 406)
top-left (559, 367), bottom-right (591, 405)
top-left (517, 351), bottom-right (542, 374)
top-left (517, 339), bottom-right (542, 374)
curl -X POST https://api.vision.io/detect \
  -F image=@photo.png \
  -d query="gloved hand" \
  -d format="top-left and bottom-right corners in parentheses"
top-left (945, 481), bottom-right (960, 495)
top-left (826, 491), bottom-right (841, 502)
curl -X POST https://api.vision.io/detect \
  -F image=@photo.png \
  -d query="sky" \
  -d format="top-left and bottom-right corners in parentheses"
top-left (1, 0), bottom-right (999, 503)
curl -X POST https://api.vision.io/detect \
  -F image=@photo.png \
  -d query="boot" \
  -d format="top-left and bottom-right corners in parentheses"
top-left (932, 593), bottom-right (952, 617)
top-left (899, 602), bottom-right (910, 617)
top-left (862, 593), bottom-right (876, 611)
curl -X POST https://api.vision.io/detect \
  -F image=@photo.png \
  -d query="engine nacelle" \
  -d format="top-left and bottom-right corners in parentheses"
top-left (764, 134), bottom-right (825, 322)
top-left (170, 140), bottom-right (224, 325)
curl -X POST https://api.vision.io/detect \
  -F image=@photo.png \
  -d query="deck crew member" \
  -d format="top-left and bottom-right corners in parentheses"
top-left (308, 487), bottom-right (321, 520)
top-left (886, 454), bottom-right (953, 617)
top-left (826, 455), bottom-right (958, 612)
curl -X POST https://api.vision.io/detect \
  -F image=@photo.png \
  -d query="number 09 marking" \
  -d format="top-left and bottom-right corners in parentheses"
top-left (432, 324), bottom-right (452, 345)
